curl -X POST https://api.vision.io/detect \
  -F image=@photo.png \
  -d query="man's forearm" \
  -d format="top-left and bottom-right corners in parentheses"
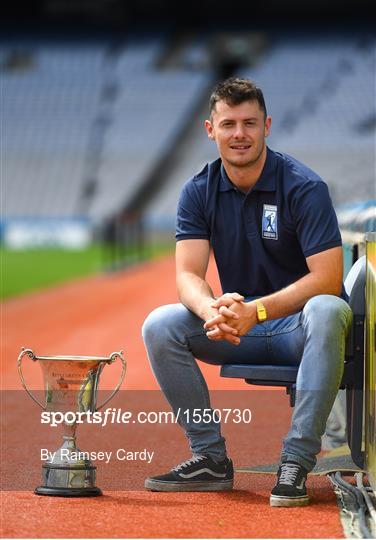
top-left (177, 271), bottom-right (215, 320)
top-left (206, 264), bottom-right (344, 339)
top-left (251, 246), bottom-right (343, 321)
top-left (205, 247), bottom-right (343, 338)
top-left (254, 270), bottom-right (342, 321)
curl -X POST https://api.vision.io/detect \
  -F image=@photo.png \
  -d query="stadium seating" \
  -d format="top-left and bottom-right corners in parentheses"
top-left (2, 32), bottom-right (375, 233)
top-left (88, 70), bottom-right (210, 221)
top-left (2, 35), bottom-right (210, 223)
top-left (3, 43), bottom-right (105, 217)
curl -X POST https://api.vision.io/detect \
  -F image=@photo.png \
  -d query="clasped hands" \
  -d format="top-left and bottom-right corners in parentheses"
top-left (203, 293), bottom-right (257, 346)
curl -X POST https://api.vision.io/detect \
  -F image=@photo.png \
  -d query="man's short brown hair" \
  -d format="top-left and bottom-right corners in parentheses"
top-left (209, 77), bottom-right (267, 118)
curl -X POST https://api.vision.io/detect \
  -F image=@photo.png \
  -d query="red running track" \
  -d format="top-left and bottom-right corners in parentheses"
top-left (1, 254), bottom-right (344, 538)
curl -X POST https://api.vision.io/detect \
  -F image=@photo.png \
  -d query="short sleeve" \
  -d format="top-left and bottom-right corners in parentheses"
top-left (175, 180), bottom-right (210, 241)
top-left (292, 181), bottom-right (342, 257)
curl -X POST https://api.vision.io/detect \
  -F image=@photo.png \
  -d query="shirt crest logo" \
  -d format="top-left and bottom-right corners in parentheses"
top-left (262, 204), bottom-right (278, 240)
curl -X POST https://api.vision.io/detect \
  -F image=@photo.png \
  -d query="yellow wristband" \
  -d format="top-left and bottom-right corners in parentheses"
top-left (255, 301), bottom-right (267, 322)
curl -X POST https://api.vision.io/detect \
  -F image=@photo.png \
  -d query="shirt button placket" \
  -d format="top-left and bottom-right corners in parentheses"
top-left (244, 195), bottom-right (257, 239)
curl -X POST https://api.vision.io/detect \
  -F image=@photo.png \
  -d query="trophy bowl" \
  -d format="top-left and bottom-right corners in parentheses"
top-left (17, 347), bottom-right (126, 497)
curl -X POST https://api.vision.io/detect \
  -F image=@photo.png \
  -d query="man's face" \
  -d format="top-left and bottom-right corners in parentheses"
top-left (205, 99), bottom-right (271, 168)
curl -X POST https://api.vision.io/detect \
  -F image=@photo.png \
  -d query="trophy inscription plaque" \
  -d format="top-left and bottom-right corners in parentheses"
top-left (17, 347), bottom-right (126, 497)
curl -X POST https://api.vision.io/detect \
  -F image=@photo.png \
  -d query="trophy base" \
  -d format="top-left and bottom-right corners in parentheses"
top-left (35, 486), bottom-right (102, 497)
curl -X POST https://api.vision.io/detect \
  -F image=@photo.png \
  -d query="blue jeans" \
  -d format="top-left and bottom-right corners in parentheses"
top-left (142, 295), bottom-right (352, 472)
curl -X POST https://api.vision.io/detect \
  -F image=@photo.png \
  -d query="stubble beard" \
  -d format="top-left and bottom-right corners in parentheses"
top-left (224, 141), bottom-right (265, 170)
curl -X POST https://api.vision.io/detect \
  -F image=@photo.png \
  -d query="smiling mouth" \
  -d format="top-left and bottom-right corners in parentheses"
top-left (230, 144), bottom-right (251, 150)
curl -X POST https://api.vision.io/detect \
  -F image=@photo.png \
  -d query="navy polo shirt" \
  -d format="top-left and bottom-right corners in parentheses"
top-left (176, 147), bottom-right (343, 298)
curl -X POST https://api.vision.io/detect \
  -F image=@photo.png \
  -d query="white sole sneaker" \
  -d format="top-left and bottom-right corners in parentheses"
top-left (270, 494), bottom-right (309, 507)
top-left (145, 478), bottom-right (234, 492)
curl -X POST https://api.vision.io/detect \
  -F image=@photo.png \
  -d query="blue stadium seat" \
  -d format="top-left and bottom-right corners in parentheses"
top-left (220, 257), bottom-right (366, 468)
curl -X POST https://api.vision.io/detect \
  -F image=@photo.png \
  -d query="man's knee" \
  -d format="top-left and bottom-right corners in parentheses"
top-left (142, 304), bottom-right (176, 344)
top-left (302, 295), bottom-right (352, 333)
top-left (142, 303), bottom-right (197, 346)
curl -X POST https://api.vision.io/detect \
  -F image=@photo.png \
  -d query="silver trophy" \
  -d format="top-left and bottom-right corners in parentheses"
top-left (17, 347), bottom-right (126, 497)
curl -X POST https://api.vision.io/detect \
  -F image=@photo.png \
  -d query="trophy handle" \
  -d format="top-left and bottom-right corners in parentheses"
top-left (17, 347), bottom-right (46, 410)
top-left (96, 350), bottom-right (126, 410)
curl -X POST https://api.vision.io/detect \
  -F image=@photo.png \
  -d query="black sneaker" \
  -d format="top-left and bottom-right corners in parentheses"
top-left (270, 461), bottom-right (309, 507)
top-left (144, 454), bottom-right (234, 492)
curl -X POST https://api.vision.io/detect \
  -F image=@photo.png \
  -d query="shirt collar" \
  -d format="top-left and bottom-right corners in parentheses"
top-left (219, 147), bottom-right (277, 193)
top-left (219, 166), bottom-right (236, 192)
